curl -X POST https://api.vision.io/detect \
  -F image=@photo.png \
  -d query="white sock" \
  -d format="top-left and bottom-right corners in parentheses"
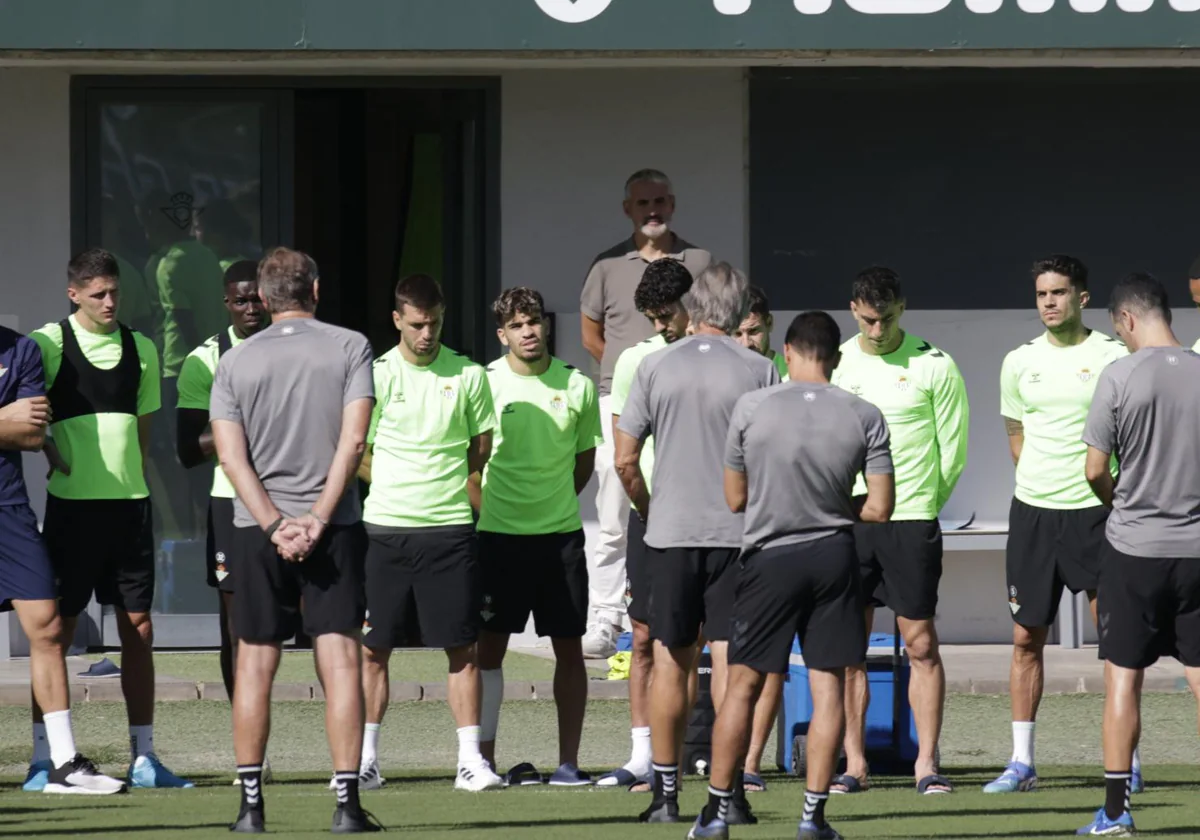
top-left (44, 710), bottom-right (77, 769)
top-left (627, 726), bottom-right (652, 771)
top-left (457, 725), bottom-right (484, 767)
top-left (480, 669), bottom-right (503, 742)
top-left (1012, 721), bottom-right (1035, 767)
top-left (362, 723), bottom-right (381, 766)
top-left (130, 725), bottom-right (154, 761)
top-left (32, 723), bottom-right (51, 764)
top-left (1132, 747), bottom-right (1142, 773)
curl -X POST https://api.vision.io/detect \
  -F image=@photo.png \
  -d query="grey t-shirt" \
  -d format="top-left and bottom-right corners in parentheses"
top-left (617, 334), bottom-right (780, 548)
top-left (726, 382), bottom-right (893, 553)
top-left (579, 237), bottom-right (711, 396)
top-left (1082, 346), bottom-right (1200, 559)
top-left (209, 317), bottom-right (376, 528)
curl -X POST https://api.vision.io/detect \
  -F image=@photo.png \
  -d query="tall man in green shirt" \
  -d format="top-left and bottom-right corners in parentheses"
top-left (733, 285), bottom-right (789, 382)
top-left (471, 287), bottom-right (604, 786)
top-left (986, 256), bottom-right (1130, 795)
top-left (176, 260), bottom-right (267, 753)
top-left (357, 274), bottom-right (504, 793)
top-left (30, 248), bottom-right (193, 789)
top-left (596, 259), bottom-right (692, 792)
top-left (830, 266), bottom-right (969, 796)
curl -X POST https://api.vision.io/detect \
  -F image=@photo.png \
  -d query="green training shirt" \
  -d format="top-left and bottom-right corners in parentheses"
top-left (146, 240), bottom-right (228, 379)
top-left (769, 349), bottom-right (789, 382)
top-left (611, 334), bottom-right (665, 502)
top-left (1000, 330), bottom-right (1127, 509)
top-left (478, 356), bottom-right (603, 535)
top-left (832, 332), bottom-right (969, 520)
top-left (176, 327), bottom-right (244, 499)
top-left (364, 345), bottom-right (496, 528)
top-left (32, 316), bottom-right (161, 500)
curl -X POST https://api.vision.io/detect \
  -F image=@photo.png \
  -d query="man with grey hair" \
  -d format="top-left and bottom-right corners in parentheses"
top-left (614, 262), bottom-right (779, 825)
top-left (578, 169), bottom-right (712, 659)
top-left (210, 247), bottom-right (379, 834)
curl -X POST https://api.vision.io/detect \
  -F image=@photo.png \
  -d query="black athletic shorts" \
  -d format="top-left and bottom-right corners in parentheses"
top-left (1006, 497), bottom-right (1107, 628)
top-left (364, 524), bottom-right (480, 650)
top-left (42, 495), bottom-right (155, 618)
top-left (853, 519), bottom-right (943, 621)
top-left (206, 497), bottom-right (237, 593)
top-left (1097, 539), bottom-right (1200, 670)
top-left (232, 522), bottom-right (366, 644)
top-left (479, 529), bottom-right (588, 639)
top-left (729, 532), bottom-right (866, 674)
top-left (647, 544), bottom-right (740, 649)
top-left (625, 510), bottom-right (652, 625)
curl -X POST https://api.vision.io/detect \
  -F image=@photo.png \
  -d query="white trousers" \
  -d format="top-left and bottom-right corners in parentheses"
top-left (590, 394), bottom-right (629, 627)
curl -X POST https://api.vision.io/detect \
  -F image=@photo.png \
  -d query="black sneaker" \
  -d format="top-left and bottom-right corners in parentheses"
top-left (726, 796), bottom-right (758, 825)
top-left (230, 805), bottom-right (265, 834)
top-left (43, 754), bottom-right (127, 795)
top-left (331, 805), bottom-right (384, 833)
top-left (638, 797), bottom-right (680, 823)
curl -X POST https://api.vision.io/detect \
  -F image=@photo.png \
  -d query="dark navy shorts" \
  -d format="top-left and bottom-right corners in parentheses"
top-left (0, 503), bottom-right (58, 610)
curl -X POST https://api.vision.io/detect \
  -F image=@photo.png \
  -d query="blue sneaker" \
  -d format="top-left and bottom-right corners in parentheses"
top-left (1131, 770), bottom-right (1144, 794)
top-left (982, 761), bottom-right (1038, 793)
top-left (547, 763), bottom-right (591, 786)
top-left (22, 761), bottom-right (52, 792)
top-left (797, 820), bottom-right (843, 840)
top-left (128, 754), bottom-right (194, 789)
top-left (1076, 807), bottom-right (1135, 836)
top-left (687, 815), bottom-right (728, 839)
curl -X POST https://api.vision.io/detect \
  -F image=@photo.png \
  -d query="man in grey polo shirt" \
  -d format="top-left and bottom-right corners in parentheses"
top-left (690, 311), bottom-right (894, 840)
top-left (210, 247), bottom-right (379, 835)
top-left (614, 262), bottom-right (778, 825)
top-left (1075, 273), bottom-right (1200, 837)
top-left (578, 168), bottom-right (712, 659)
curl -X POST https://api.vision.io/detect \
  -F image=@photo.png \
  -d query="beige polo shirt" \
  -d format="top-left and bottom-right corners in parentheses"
top-left (580, 236), bottom-right (712, 396)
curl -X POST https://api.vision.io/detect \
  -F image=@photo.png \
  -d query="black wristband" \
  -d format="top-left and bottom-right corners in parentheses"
top-left (264, 516), bottom-right (284, 539)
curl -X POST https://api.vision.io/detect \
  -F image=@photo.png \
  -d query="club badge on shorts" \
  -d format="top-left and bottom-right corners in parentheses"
top-left (215, 552), bottom-right (229, 582)
top-left (1008, 585), bottom-right (1020, 615)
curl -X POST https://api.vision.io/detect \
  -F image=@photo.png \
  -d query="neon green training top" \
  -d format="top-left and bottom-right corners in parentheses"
top-left (146, 240), bottom-right (228, 379)
top-left (1000, 330), bottom-right (1127, 509)
top-left (478, 356), bottom-right (603, 535)
top-left (364, 345), bottom-right (496, 528)
top-left (769, 349), bottom-right (789, 381)
top-left (32, 316), bottom-right (161, 500)
top-left (176, 326), bottom-right (244, 499)
top-left (611, 334), bottom-right (666, 502)
top-left (832, 332), bottom-right (970, 520)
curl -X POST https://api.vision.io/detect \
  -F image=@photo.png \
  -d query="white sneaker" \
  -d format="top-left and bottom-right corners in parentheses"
top-left (234, 759), bottom-right (272, 786)
top-left (43, 754), bottom-right (127, 795)
top-left (582, 622), bottom-right (619, 659)
top-left (455, 763), bottom-right (504, 792)
top-left (358, 758), bottom-right (385, 791)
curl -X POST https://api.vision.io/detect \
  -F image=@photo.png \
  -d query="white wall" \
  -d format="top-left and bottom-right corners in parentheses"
top-left (0, 68), bottom-right (72, 516)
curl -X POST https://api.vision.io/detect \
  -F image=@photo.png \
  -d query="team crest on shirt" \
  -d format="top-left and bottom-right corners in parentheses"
top-left (214, 552), bottom-right (229, 582)
top-left (1008, 585), bottom-right (1020, 615)
top-left (1167, 355), bottom-right (1179, 365)
top-left (1028, 372), bottom-right (1041, 384)
top-left (803, 391), bottom-right (816, 402)
top-left (441, 384), bottom-right (458, 401)
top-left (698, 342), bottom-right (712, 353)
top-left (1077, 368), bottom-right (1093, 383)
top-left (895, 376), bottom-right (910, 392)
top-left (549, 394), bottom-right (566, 412)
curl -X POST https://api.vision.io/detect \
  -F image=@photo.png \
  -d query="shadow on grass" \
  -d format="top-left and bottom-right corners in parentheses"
top-left (403, 815), bottom-right (644, 831)
top-left (0, 823), bottom-right (229, 836)
top-left (836, 801), bottom-right (1181, 822)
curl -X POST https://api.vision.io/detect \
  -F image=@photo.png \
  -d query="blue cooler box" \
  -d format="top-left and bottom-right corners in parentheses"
top-left (775, 632), bottom-right (918, 774)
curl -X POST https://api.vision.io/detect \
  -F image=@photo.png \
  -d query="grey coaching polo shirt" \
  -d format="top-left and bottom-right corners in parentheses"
top-left (1082, 346), bottom-right (1200, 559)
top-left (579, 236), bottom-right (711, 396)
top-left (726, 382), bottom-right (893, 554)
top-left (617, 334), bottom-right (779, 549)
